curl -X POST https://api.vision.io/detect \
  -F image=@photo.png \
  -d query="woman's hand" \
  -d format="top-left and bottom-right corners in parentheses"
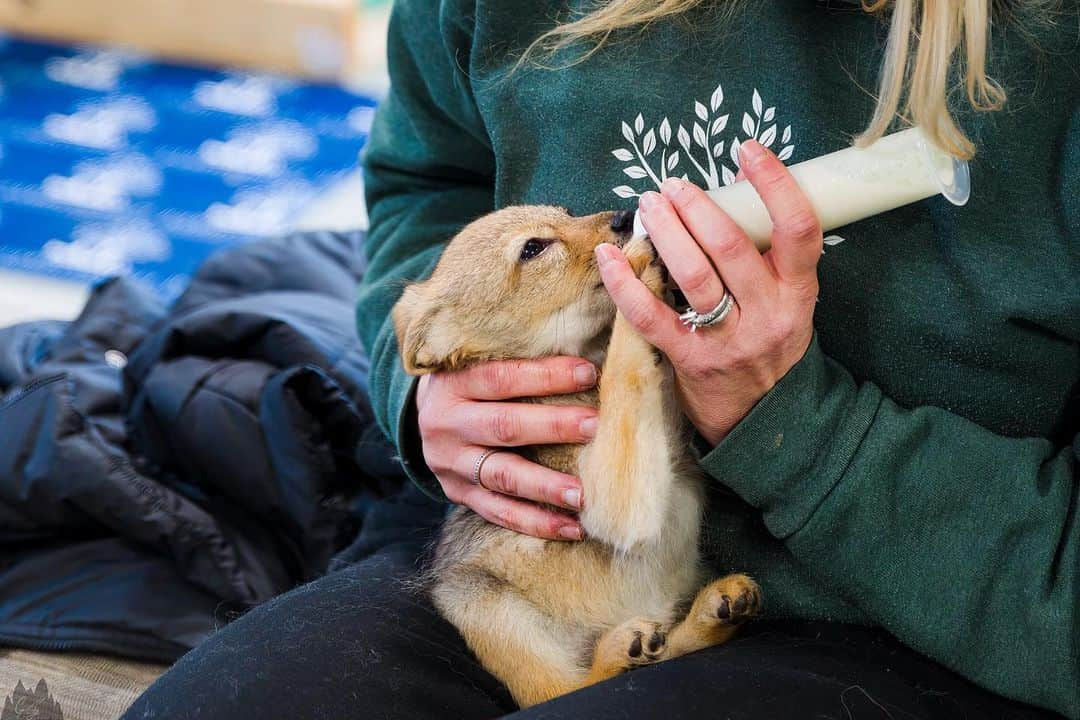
top-left (415, 357), bottom-right (599, 540)
top-left (596, 139), bottom-right (822, 446)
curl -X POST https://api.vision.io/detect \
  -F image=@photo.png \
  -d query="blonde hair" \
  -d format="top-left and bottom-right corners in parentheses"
top-left (524, 0), bottom-right (1013, 158)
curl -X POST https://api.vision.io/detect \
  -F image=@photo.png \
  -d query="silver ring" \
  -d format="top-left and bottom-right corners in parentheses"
top-left (678, 289), bottom-right (736, 332)
top-left (471, 449), bottom-right (497, 485)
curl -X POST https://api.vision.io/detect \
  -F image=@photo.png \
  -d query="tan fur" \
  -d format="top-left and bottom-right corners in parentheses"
top-left (393, 206), bottom-right (760, 708)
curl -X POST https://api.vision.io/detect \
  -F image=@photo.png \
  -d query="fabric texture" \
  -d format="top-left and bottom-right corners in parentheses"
top-left (0, 230), bottom-right (393, 662)
top-left (0, 35), bottom-right (376, 295)
top-left (354, 0), bottom-right (1080, 715)
top-left (121, 506), bottom-right (1062, 720)
top-left (1, 649), bottom-right (166, 720)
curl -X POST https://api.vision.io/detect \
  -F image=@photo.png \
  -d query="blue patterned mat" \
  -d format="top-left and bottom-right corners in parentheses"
top-left (0, 35), bottom-right (375, 297)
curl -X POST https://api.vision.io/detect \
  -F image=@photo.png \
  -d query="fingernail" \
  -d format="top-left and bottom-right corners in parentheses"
top-left (595, 244), bottom-right (617, 268)
top-left (580, 416), bottom-right (598, 438)
top-left (573, 363), bottom-right (597, 388)
top-left (740, 139), bottom-right (766, 166)
top-left (562, 488), bottom-right (582, 510)
top-left (559, 524), bottom-right (584, 541)
top-left (639, 191), bottom-right (661, 210)
top-left (660, 177), bottom-right (685, 198)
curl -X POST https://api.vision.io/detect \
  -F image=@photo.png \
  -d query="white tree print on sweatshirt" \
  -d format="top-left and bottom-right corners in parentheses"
top-left (611, 84), bottom-right (794, 199)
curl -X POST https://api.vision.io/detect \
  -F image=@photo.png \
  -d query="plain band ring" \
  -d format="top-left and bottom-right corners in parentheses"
top-left (678, 289), bottom-right (735, 332)
top-left (471, 449), bottom-right (497, 485)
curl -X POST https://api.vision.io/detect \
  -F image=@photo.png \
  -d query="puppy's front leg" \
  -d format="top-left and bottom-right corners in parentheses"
top-left (577, 244), bottom-right (681, 551)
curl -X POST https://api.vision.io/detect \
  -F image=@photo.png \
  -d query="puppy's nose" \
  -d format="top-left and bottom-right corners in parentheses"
top-left (610, 209), bottom-right (635, 235)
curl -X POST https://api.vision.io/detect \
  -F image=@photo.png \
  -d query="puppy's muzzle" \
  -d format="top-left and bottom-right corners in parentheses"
top-left (610, 209), bottom-right (636, 239)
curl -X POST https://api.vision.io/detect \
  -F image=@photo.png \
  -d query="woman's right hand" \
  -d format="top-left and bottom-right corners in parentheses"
top-left (415, 357), bottom-right (599, 541)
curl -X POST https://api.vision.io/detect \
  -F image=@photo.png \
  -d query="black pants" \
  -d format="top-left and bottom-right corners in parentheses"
top-left (123, 494), bottom-right (1057, 720)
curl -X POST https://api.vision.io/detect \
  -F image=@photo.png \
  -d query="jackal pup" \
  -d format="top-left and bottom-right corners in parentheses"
top-left (392, 205), bottom-right (760, 707)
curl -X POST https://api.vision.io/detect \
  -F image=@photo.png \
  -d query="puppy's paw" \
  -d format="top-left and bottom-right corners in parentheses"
top-left (596, 618), bottom-right (668, 670)
top-left (697, 574), bottom-right (761, 626)
top-left (622, 237), bottom-right (656, 277)
top-left (619, 237), bottom-right (667, 298)
top-left (638, 262), bottom-right (667, 298)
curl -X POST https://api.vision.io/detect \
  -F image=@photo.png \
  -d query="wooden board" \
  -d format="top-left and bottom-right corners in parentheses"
top-left (0, 0), bottom-right (358, 80)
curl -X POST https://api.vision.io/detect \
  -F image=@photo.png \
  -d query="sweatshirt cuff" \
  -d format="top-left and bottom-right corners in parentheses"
top-left (392, 371), bottom-right (446, 501)
top-left (698, 334), bottom-right (879, 540)
top-left (372, 319), bottom-right (446, 501)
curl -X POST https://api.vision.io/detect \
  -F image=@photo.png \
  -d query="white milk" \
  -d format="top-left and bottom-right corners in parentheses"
top-left (631, 127), bottom-right (969, 251)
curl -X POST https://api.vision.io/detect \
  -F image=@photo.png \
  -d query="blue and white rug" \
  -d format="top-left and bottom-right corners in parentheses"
top-left (0, 35), bottom-right (376, 298)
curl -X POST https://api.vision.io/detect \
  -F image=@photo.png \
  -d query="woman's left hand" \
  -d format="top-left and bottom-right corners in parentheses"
top-left (596, 139), bottom-right (823, 446)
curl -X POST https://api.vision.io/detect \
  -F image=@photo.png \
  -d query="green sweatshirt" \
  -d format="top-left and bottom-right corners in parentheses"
top-left (357, 0), bottom-right (1080, 714)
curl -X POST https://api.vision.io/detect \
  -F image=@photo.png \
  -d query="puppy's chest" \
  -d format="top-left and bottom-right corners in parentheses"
top-left (521, 389), bottom-right (599, 476)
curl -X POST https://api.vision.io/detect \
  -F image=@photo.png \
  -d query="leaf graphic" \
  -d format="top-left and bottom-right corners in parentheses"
top-left (777, 145), bottom-right (794, 161)
top-left (677, 125), bottom-right (691, 150)
top-left (693, 122), bottom-right (707, 148)
top-left (721, 165), bottom-right (736, 186)
top-left (730, 138), bottom-right (742, 167)
top-left (782, 125), bottom-right (792, 144)
top-left (612, 148), bottom-right (633, 161)
top-left (667, 151), bottom-right (679, 171)
top-left (742, 112), bottom-right (755, 138)
top-left (659, 118), bottom-right (672, 145)
top-left (622, 121), bottom-right (634, 143)
top-left (712, 141), bottom-right (724, 158)
top-left (823, 235), bottom-right (845, 246)
top-left (710, 83), bottom-right (724, 111)
top-left (642, 129), bottom-right (656, 155)
top-left (711, 114), bottom-right (728, 136)
top-left (695, 101), bottom-right (708, 122)
top-left (624, 166), bottom-right (648, 179)
top-left (752, 89), bottom-right (763, 117)
top-left (760, 124), bottom-right (777, 148)
top-left (764, 107), bottom-right (775, 122)
top-left (634, 113), bottom-right (644, 134)
top-left (613, 185), bottom-right (638, 198)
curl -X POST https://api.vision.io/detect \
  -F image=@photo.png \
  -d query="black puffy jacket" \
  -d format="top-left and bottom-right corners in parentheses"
top-left (0, 231), bottom-right (398, 662)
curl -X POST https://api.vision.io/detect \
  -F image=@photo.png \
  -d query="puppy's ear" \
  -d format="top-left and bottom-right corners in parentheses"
top-left (392, 284), bottom-right (461, 375)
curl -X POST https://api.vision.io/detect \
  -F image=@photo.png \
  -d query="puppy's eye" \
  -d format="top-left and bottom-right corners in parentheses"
top-left (519, 238), bottom-right (553, 262)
